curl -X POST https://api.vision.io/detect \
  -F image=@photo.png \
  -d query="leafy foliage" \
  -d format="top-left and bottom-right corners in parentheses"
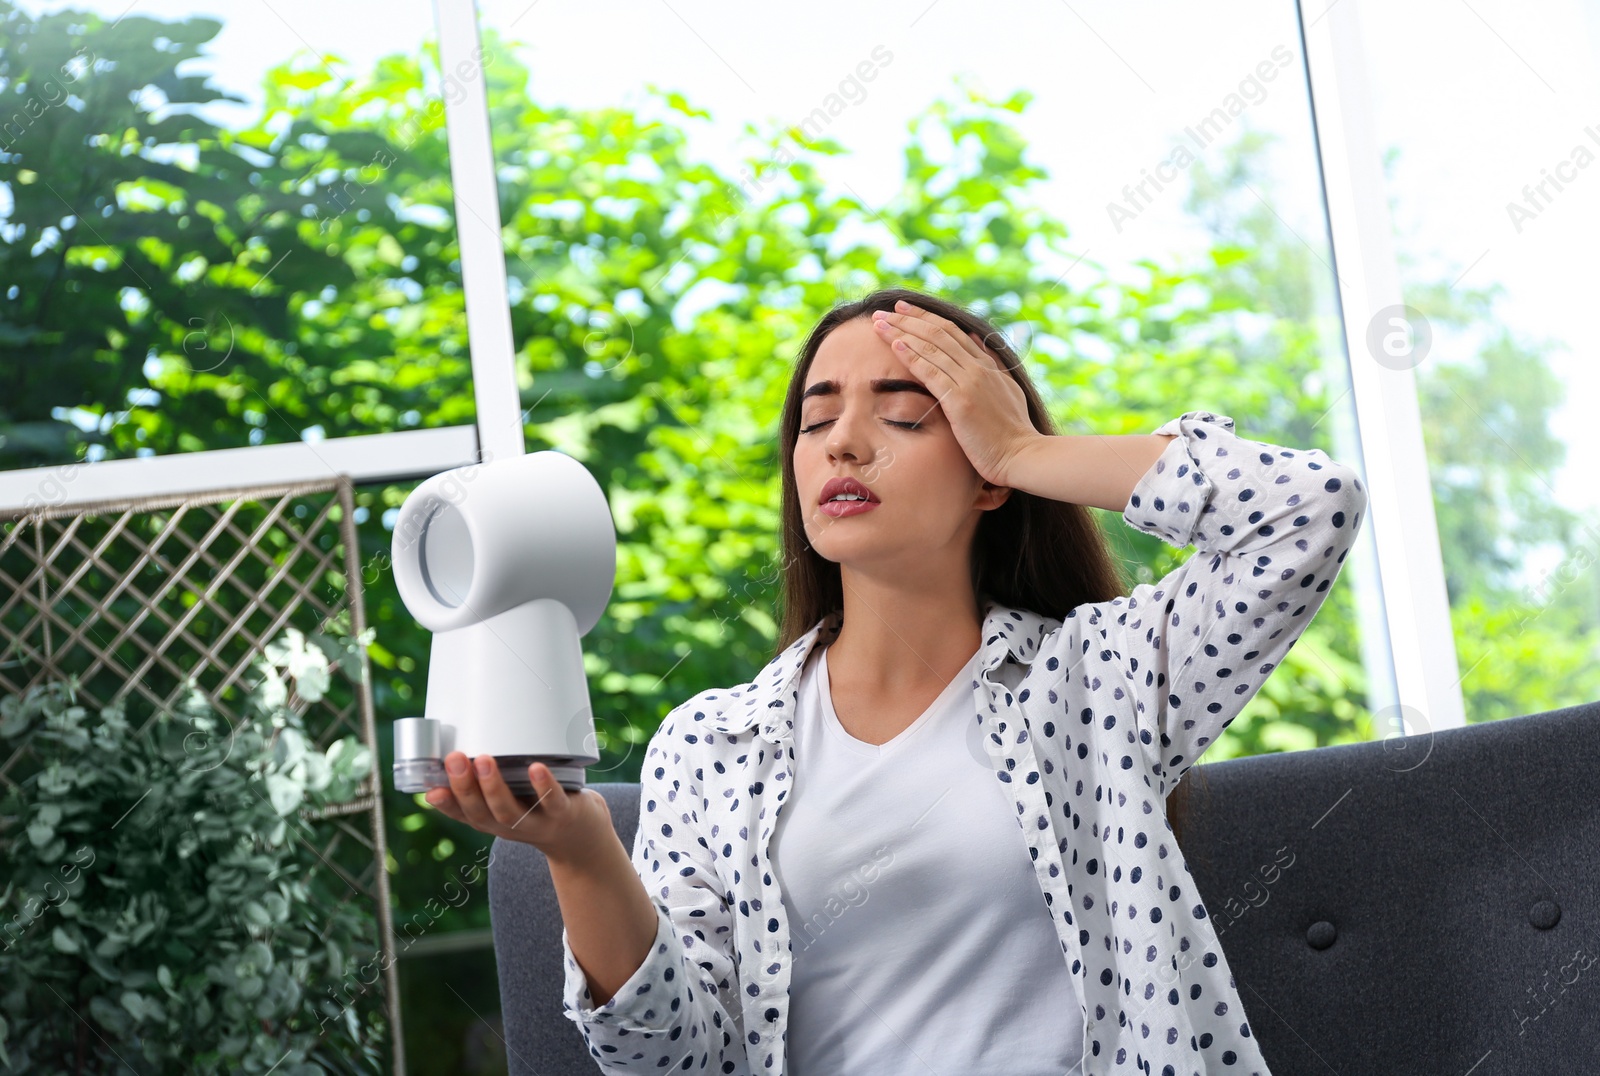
top-left (0, 627), bottom-right (382, 1074)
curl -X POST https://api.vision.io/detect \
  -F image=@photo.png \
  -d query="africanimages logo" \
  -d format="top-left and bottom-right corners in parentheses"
top-left (1106, 43), bottom-right (1297, 234)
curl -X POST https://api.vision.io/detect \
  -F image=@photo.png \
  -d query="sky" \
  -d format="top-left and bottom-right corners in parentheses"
top-left (14, 0), bottom-right (1600, 530)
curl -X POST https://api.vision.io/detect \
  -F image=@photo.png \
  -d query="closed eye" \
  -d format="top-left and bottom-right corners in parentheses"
top-left (799, 419), bottom-right (922, 434)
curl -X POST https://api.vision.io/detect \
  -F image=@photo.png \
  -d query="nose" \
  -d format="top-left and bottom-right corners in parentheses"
top-left (824, 404), bottom-right (879, 465)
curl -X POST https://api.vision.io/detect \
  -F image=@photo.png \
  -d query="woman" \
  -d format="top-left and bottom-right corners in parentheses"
top-left (423, 286), bottom-right (1367, 1075)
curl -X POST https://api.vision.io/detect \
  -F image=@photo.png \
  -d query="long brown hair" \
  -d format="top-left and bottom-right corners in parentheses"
top-left (769, 284), bottom-right (1204, 850)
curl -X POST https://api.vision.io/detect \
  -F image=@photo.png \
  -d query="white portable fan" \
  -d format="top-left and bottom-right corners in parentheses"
top-left (388, 451), bottom-right (615, 796)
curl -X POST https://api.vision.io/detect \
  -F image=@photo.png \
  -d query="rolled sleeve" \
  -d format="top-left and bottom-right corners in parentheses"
top-left (560, 906), bottom-right (679, 1032)
top-left (1123, 410), bottom-right (1231, 550)
top-left (1124, 410), bottom-right (1365, 559)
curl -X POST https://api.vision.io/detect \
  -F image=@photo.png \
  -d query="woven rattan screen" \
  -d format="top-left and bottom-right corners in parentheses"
top-left (0, 476), bottom-right (401, 1069)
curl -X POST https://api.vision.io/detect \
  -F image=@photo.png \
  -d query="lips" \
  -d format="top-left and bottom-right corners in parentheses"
top-left (819, 476), bottom-right (879, 505)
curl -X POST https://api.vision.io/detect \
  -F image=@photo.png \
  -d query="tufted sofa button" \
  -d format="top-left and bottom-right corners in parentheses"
top-left (1306, 920), bottom-right (1337, 950)
top-left (1529, 899), bottom-right (1561, 930)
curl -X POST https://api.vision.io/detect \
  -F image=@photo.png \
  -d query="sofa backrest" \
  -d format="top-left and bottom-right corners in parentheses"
top-left (489, 699), bottom-right (1600, 1073)
top-left (1171, 697), bottom-right (1600, 1072)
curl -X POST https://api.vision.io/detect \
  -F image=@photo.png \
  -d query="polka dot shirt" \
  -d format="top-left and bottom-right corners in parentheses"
top-left (561, 410), bottom-right (1368, 1075)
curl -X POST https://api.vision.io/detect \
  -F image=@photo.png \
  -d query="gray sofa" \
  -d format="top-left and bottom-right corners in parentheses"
top-left (489, 699), bottom-right (1600, 1073)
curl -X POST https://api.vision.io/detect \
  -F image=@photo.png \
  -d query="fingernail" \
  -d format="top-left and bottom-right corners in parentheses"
top-left (474, 756), bottom-right (493, 777)
top-left (445, 754), bottom-right (467, 776)
top-left (895, 299), bottom-right (911, 310)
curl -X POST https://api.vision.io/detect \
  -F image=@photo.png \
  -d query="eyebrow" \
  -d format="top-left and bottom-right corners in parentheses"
top-left (800, 378), bottom-right (936, 402)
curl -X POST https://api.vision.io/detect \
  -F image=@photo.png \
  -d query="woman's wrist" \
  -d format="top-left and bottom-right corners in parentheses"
top-left (1001, 431), bottom-right (1176, 512)
top-left (994, 432), bottom-right (1047, 492)
top-left (544, 813), bottom-right (626, 876)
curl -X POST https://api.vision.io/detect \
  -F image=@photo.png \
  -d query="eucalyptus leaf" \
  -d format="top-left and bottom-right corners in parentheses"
top-left (0, 696), bottom-right (31, 737)
top-left (94, 933), bottom-right (128, 959)
top-left (273, 726), bottom-right (307, 767)
top-left (262, 892), bottom-right (289, 922)
top-left (301, 751), bottom-right (331, 792)
top-left (84, 948), bottom-right (123, 984)
top-left (294, 661), bottom-right (331, 703)
top-left (254, 668), bottom-right (289, 712)
top-left (264, 773), bottom-right (302, 816)
top-left (119, 989), bottom-right (147, 1022)
top-left (245, 940), bottom-right (274, 973)
top-left (38, 766), bottom-right (73, 795)
top-left (88, 995), bottom-right (124, 1031)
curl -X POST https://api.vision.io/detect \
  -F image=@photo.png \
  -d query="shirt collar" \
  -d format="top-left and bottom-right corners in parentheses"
top-left (705, 597), bottom-right (1056, 743)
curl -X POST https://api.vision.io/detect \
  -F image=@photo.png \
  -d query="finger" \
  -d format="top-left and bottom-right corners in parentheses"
top-left (526, 762), bottom-right (572, 819)
top-left (443, 751), bottom-right (498, 828)
top-left (967, 329), bottom-right (1009, 369)
top-left (886, 326), bottom-right (958, 393)
top-left (879, 320), bottom-right (996, 399)
top-left (475, 753), bottom-right (537, 828)
top-left (509, 763), bottom-right (568, 826)
top-left (876, 311), bottom-right (968, 374)
top-left (887, 301), bottom-right (992, 368)
top-left (424, 787), bottom-right (469, 825)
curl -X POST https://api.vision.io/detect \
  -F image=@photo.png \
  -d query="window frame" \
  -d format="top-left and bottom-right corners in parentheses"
top-left (1299, 0), bottom-right (1467, 732)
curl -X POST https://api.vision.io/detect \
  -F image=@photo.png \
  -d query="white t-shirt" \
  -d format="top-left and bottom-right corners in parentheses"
top-left (770, 640), bottom-right (1085, 1076)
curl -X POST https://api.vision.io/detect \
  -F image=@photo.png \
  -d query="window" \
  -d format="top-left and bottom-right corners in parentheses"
top-left (1354, 0), bottom-right (1600, 722)
top-left (473, 0), bottom-right (1380, 757)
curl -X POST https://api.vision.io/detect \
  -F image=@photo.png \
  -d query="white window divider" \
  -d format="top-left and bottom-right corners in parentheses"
top-left (0, 425), bottom-right (482, 515)
top-left (1299, 0), bottom-right (1467, 732)
top-left (435, 0), bottom-right (527, 467)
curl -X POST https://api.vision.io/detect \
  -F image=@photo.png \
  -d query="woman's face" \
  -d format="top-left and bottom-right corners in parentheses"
top-left (793, 316), bottom-right (1011, 571)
